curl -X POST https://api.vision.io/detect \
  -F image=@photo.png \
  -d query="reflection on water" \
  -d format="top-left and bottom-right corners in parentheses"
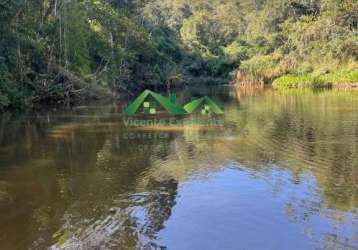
top-left (0, 87), bottom-right (357, 249)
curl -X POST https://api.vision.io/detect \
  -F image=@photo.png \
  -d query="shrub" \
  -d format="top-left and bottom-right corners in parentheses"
top-left (272, 74), bottom-right (315, 89)
top-left (239, 53), bottom-right (285, 83)
top-left (322, 70), bottom-right (358, 85)
top-left (273, 70), bottom-right (358, 89)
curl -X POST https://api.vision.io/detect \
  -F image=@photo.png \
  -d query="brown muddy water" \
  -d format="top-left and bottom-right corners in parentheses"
top-left (0, 87), bottom-right (357, 250)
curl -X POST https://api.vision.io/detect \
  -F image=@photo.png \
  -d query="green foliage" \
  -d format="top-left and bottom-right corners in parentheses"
top-left (223, 40), bottom-right (261, 65)
top-left (239, 53), bottom-right (286, 82)
top-left (322, 70), bottom-right (358, 84)
top-left (0, 0), bottom-right (358, 110)
top-left (0, 0), bottom-right (188, 110)
top-left (237, 0), bottom-right (358, 85)
top-left (272, 74), bottom-right (322, 89)
top-left (273, 70), bottom-right (358, 89)
top-left (144, 0), bottom-right (358, 87)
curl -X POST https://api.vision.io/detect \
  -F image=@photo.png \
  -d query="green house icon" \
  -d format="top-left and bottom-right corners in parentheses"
top-left (124, 90), bottom-right (187, 115)
top-left (183, 96), bottom-right (224, 115)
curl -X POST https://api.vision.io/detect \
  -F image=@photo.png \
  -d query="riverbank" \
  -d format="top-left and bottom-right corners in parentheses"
top-left (272, 70), bottom-right (358, 90)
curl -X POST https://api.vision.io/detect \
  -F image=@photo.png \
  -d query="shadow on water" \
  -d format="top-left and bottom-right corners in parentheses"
top-left (0, 86), bottom-right (357, 249)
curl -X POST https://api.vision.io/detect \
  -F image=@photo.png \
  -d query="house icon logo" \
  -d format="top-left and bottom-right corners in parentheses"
top-left (124, 90), bottom-right (224, 115)
top-left (184, 96), bottom-right (224, 115)
top-left (124, 90), bottom-right (187, 115)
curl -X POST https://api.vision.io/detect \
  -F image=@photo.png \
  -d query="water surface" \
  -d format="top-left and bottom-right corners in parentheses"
top-left (0, 87), bottom-right (357, 249)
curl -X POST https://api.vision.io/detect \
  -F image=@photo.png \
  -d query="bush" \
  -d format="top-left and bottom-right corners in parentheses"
top-left (272, 70), bottom-right (358, 89)
top-left (272, 74), bottom-right (315, 89)
top-left (239, 53), bottom-right (285, 83)
top-left (322, 70), bottom-right (358, 85)
top-left (223, 40), bottom-right (252, 64)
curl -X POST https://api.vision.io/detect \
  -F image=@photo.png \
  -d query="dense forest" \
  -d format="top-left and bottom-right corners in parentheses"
top-left (0, 0), bottom-right (357, 110)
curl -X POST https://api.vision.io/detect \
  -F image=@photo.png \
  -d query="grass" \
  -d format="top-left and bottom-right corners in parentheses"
top-left (321, 71), bottom-right (358, 85)
top-left (272, 70), bottom-right (358, 90)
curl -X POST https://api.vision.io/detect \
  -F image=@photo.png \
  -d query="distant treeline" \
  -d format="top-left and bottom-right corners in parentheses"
top-left (0, 0), bottom-right (357, 110)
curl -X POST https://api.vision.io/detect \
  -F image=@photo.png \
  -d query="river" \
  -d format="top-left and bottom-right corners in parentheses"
top-left (0, 86), bottom-right (357, 249)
